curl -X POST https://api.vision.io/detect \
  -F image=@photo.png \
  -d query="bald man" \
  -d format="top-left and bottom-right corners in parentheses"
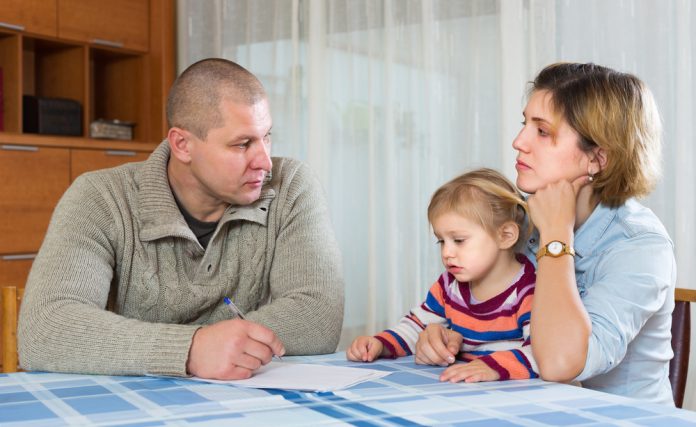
top-left (18, 58), bottom-right (345, 380)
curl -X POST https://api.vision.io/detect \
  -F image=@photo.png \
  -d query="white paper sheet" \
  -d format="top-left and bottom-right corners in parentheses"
top-left (191, 362), bottom-right (389, 392)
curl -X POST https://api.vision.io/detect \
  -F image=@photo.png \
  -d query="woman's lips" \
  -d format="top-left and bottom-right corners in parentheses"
top-left (515, 160), bottom-right (531, 171)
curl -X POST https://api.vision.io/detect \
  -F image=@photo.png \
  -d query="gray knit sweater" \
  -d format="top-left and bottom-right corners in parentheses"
top-left (18, 141), bottom-right (344, 376)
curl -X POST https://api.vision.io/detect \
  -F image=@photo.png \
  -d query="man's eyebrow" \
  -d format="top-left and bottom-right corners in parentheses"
top-left (234, 134), bottom-right (254, 140)
top-left (228, 125), bottom-right (273, 142)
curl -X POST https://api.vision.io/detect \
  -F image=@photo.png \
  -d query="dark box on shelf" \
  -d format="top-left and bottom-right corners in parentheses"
top-left (23, 96), bottom-right (82, 136)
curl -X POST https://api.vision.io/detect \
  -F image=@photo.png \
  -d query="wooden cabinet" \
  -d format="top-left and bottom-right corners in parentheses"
top-left (0, 0), bottom-right (57, 38)
top-left (0, 33), bottom-right (21, 133)
top-left (71, 148), bottom-right (149, 180)
top-left (0, 0), bottom-right (173, 289)
top-left (58, 0), bottom-right (149, 52)
top-left (0, 136), bottom-right (157, 288)
top-left (0, 0), bottom-right (173, 142)
top-left (0, 145), bottom-right (70, 254)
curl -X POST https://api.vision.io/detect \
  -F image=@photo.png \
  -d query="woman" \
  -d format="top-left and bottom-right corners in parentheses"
top-left (516, 62), bottom-right (675, 404)
top-left (416, 62), bottom-right (674, 404)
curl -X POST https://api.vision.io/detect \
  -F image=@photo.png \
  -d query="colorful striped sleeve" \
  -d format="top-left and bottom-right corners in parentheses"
top-left (375, 275), bottom-right (451, 358)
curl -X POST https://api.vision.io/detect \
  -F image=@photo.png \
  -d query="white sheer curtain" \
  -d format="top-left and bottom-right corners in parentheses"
top-left (177, 0), bottom-right (696, 407)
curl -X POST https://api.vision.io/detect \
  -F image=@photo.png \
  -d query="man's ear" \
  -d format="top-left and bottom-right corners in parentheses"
top-left (497, 221), bottom-right (520, 250)
top-left (167, 127), bottom-right (193, 164)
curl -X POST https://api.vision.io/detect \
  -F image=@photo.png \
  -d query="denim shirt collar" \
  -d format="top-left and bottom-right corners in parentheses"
top-left (573, 202), bottom-right (617, 259)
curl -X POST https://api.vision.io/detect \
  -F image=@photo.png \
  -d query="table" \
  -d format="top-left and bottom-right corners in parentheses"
top-left (1, 353), bottom-right (695, 426)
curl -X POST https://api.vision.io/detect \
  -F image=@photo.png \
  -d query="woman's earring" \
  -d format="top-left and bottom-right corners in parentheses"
top-left (588, 173), bottom-right (594, 182)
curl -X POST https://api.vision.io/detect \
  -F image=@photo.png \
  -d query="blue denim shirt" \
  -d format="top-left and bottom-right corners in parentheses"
top-left (524, 198), bottom-right (676, 405)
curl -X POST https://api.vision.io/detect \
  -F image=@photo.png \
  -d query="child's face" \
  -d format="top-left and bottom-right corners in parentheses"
top-left (432, 212), bottom-right (502, 284)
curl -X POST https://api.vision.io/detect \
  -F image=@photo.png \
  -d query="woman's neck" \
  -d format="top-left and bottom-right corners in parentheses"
top-left (574, 184), bottom-right (599, 231)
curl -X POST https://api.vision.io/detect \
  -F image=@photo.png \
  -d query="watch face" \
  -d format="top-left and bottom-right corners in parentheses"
top-left (548, 241), bottom-right (563, 256)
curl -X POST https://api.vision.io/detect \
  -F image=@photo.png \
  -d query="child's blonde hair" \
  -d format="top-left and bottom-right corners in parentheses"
top-left (428, 168), bottom-right (530, 251)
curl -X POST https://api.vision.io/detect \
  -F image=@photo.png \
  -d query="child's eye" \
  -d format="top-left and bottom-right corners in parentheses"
top-left (453, 239), bottom-right (465, 244)
top-left (435, 239), bottom-right (444, 246)
top-left (538, 128), bottom-right (549, 137)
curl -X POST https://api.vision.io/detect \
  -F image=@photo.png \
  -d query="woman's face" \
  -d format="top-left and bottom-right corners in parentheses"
top-left (512, 90), bottom-right (592, 194)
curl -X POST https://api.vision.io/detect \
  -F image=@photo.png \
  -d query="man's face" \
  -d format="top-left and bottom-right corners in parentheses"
top-left (188, 97), bottom-right (273, 207)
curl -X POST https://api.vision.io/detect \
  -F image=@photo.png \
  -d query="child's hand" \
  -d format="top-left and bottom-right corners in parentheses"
top-left (346, 336), bottom-right (384, 362)
top-left (415, 324), bottom-right (463, 366)
top-left (439, 359), bottom-right (501, 383)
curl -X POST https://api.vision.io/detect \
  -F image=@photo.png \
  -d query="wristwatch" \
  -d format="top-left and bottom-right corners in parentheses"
top-left (536, 240), bottom-right (575, 260)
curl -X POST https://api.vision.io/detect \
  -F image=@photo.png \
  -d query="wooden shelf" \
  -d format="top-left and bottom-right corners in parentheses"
top-left (0, 0), bottom-right (174, 143)
top-left (0, 132), bottom-right (159, 151)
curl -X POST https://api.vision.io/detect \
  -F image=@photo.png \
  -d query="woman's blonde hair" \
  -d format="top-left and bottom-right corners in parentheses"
top-left (531, 62), bottom-right (662, 207)
top-left (428, 168), bottom-right (530, 251)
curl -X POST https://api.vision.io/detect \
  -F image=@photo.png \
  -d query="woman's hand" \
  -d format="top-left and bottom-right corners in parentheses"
top-left (346, 336), bottom-right (385, 362)
top-left (415, 324), bottom-right (462, 366)
top-left (527, 175), bottom-right (589, 240)
top-left (439, 359), bottom-right (500, 383)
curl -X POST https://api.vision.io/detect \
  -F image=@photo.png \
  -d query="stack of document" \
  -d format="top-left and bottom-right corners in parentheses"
top-left (192, 362), bottom-right (389, 392)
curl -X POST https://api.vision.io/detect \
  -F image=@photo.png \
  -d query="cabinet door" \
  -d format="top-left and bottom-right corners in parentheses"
top-left (71, 148), bottom-right (149, 181)
top-left (0, 0), bottom-right (57, 37)
top-left (0, 145), bottom-right (70, 254)
top-left (58, 0), bottom-right (149, 52)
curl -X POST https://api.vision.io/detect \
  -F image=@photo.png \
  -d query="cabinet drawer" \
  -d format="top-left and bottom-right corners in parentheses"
top-left (0, 145), bottom-right (70, 254)
top-left (0, 0), bottom-right (57, 37)
top-left (71, 148), bottom-right (149, 181)
top-left (58, 0), bottom-right (149, 52)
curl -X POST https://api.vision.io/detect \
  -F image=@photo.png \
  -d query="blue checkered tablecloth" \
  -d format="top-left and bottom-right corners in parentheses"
top-left (1, 353), bottom-right (695, 426)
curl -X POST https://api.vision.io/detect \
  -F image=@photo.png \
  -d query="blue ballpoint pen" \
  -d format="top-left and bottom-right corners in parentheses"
top-left (223, 297), bottom-right (283, 361)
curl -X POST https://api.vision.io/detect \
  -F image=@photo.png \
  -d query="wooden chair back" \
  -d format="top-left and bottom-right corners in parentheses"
top-left (1, 286), bottom-right (24, 373)
top-left (671, 287), bottom-right (696, 408)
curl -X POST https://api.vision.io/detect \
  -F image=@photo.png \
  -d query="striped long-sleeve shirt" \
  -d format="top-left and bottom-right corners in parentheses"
top-left (375, 254), bottom-right (538, 380)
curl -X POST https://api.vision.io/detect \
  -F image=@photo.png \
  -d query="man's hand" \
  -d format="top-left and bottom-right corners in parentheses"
top-left (415, 324), bottom-right (462, 366)
top-left (439, 359), bottom-right (500, 383)
top-left (186, 318), bottom-right (285, 380)
top-left (346, 336), bottom-right (386, 362)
